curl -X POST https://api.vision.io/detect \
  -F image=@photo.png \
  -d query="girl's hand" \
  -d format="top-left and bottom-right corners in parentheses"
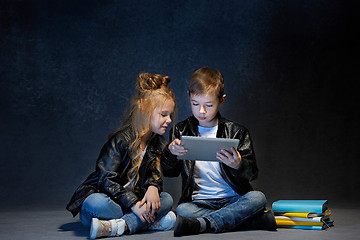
top-left (131, 201), bottom-right (152, 223)
top-left (216, 147), bottom-right (242, 169)
top-left (139, 185), bottom-right (160, 222)
top-left (169, 139), bottom-right (188, 156)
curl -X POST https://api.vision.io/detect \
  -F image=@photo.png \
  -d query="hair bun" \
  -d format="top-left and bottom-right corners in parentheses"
top-left (136, 73), bottom-right (170, 92)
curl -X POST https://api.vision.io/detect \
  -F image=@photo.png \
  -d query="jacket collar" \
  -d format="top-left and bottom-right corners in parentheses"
top-left (147, 133), bottom-right (162, 155)
top-left (187, 112), bottom-right (225, 137)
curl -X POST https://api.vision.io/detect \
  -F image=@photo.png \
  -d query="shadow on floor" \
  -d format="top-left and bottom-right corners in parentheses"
top-left (58, 221), bottom-right (89, 237)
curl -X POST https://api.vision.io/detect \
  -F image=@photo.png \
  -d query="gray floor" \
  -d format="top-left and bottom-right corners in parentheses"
top-left (0, 206), bottom-right (359, 240)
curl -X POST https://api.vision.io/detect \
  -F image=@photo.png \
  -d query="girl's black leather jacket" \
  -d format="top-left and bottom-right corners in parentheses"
top-left (66, 126), bottom-right (168, 217)
top-left (162, 113), bottom-right (258, 204)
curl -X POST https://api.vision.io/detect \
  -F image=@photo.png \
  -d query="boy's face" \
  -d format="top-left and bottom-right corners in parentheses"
top-left (151, 99), bottom-right (175, 135)
top-left (190, 93), bottom-right (225, 128)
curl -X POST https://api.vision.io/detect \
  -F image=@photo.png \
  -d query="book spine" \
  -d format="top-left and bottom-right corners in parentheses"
top-left (275, 219), bottom-right (323, 226)
top-left (275, 216), bottom-right (322, 222)
top-left (278, 225), bottom-right (323, 230)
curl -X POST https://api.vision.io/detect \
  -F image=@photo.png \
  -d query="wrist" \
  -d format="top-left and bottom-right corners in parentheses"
top-left (131, 201), bottom-right (139, 211)
top-left (148, 185), bottom-right (159, 192)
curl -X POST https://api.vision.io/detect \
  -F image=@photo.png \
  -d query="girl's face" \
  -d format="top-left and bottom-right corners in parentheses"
top-left (190, 93), bottom-right (225, 128)
top-left (151, 99), bottom-right (175, 135)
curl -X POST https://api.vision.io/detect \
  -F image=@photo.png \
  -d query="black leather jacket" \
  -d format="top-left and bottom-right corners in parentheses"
top-left (66, 126), bottom-right (168, 217)
top-left (162, 113), bottom-right (258, 203)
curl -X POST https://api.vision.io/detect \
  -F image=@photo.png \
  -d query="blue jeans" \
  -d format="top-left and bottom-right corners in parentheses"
top-left (80, 192), bottom-right (173, 234)
top-left (176, 191), bottom-right (266, 233)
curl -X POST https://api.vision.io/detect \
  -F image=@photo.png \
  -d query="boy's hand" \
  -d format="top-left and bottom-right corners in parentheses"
top-left (169, 139), bottom-right (188, 156)
top-left (216, 147), bottom-right (242, 169)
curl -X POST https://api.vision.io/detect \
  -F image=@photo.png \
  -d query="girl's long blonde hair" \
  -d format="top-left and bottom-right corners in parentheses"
top-left (110, 73), bottom-right (176, 188)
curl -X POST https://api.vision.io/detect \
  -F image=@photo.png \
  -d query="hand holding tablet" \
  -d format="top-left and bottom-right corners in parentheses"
top-left (168, 138), bottom-right (188, 156)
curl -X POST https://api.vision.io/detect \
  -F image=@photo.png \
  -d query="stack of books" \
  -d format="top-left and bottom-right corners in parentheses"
top-left (271, 200), bottom-right (334, 230)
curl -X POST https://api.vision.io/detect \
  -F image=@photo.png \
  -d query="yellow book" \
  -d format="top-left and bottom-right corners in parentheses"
top-left (275, 217), bottom-right (323, 226)
top-left (281, 212), bottom-right (315, 218)
top-left (278, 210), bottom-right (331, 218)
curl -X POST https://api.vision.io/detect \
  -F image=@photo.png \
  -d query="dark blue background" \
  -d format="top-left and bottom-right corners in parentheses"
top-left (1, 0), bottom-right (359, 209)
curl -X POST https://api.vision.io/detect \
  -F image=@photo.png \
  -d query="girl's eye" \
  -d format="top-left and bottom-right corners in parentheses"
top-left (192, 103), bottom-right (199, 106)
top-left (206, 105), bottom-right (213, 107)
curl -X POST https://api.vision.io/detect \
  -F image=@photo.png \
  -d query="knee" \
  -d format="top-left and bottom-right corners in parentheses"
top-left (160, 191), bottom-right (173, 203)
top-left (176, 203), bottom-right (193, 217)
top-left (160, 192), bottom-right (174, 211)
top-left (80, 193), bottom-right (109, 227)
top-left (248, 191), bottom-right (267, 209)
top-left (81, 193), bottom-right (109, 212)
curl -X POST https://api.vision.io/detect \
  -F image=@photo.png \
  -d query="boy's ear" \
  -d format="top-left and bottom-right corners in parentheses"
top-left (219, 94), bottom-right (226, 105)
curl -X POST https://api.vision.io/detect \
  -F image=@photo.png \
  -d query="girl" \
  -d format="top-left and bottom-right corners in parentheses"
top-left (66, 73), bottom-right (177, 239)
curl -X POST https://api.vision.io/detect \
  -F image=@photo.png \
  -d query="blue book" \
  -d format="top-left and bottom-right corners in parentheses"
top-left (272, 200), bottom-right (328, 214)
top-left (280, 225), bottom-right (324, 230)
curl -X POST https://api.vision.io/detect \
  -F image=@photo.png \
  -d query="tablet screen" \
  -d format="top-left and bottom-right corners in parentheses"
top-left (178, 136), bottom-right (240, 161)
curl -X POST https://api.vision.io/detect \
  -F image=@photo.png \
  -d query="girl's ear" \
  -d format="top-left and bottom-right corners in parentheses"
top-left (219, 94), bottom-right (226, 106)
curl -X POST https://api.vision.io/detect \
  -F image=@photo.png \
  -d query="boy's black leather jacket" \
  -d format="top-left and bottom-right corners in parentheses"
top-left (162, 113), bottom-right (258, 203)
top-left (66, 126), bottom-right (167, 217)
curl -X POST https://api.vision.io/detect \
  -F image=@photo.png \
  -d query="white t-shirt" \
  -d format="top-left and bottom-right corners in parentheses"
top-left (192, 126), bottom-right (238, 200)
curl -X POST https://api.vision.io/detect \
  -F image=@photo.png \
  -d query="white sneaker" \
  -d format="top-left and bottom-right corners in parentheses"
top-left (148, 211), bottom-right (176, 231)
top-left (90, 218), bottom-right (126, 239)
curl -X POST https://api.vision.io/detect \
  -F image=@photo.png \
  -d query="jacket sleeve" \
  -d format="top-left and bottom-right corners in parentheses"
top-left (95, 137), bottom-right (140, 212)
top-left (227, 127), bottom-right (258, 181)
top-left (160, 127), bottom-right (183, 177)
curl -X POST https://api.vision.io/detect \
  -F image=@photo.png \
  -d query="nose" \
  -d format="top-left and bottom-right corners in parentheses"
top-left (200, 106), bottom-right (206, 114)
top-left (166, 115), bottom-right (172, 124)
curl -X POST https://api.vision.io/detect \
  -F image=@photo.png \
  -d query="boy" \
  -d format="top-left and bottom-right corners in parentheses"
top-left (162, 67), bottom-right (276, 236)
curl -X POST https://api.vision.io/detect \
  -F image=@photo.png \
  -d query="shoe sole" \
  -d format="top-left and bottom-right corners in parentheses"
top-left (90, 218), bottom-right (99, 239)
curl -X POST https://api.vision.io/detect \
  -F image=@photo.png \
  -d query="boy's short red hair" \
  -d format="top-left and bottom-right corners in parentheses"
top-left (188, 67), bottom-right (224, 100)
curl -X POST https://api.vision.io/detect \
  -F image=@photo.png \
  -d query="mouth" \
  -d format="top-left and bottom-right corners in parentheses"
top-left (198, 116), bottom-right (206, 120)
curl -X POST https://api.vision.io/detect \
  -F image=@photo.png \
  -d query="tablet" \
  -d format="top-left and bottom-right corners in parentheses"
top-left (178, 136), bottom-right (240, 161)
